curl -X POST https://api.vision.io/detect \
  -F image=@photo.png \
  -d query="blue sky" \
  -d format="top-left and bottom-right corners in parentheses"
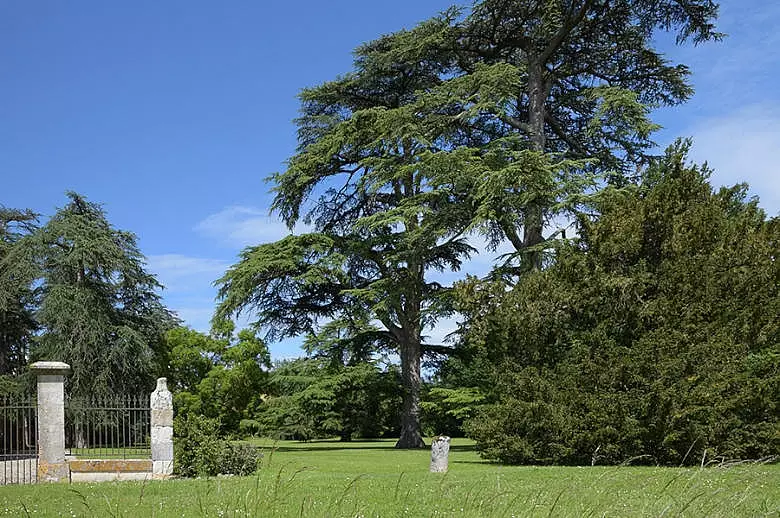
top-left (3, 1), bottom-right (778, 360)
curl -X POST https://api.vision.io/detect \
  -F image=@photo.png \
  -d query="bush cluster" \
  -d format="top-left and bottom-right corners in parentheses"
top-left (174, 414), bottom-right (263, 477)
top-left (455, 149), bottom-right (779, 465)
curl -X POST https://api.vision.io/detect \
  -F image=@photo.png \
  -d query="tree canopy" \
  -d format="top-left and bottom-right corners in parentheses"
top-left (0, 208), bottom-right (39, 380)
top-left (335, 0), bottom-right (721, 272)
top-left (3, 192), bottom-right (176, 398)
top-left (215, 0), bottom-right (722, 448)
top-left (167, 323), bottom-right (272, 434)
top-left (255, 357), bottom-right (401, 442)
top-left (453, 143), bottom-right (779, 464)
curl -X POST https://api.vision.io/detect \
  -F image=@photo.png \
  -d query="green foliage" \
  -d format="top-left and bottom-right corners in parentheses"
top-left (219, 442), bottom-right (264, 476)
top-left (420, 386), bottom-right (486, 437)
top-left (256, 358), bottom-right (401, 441)
top-left (36, 193), bottom-right (176, 397)
top-left (173, 414), bottom-right (262, 477)
top-left (173, 414), bottom-right (223, 477)
top-left (165, 327), bottom-right (216, 393)
top-left (0, 207), bottom-right (39, 377)
top-left (166, 325), bottom-right (271, 435)
top-left (347, 0), bottom-right (722, 272)
top-left (238, 418), bottom-right (261, 437)
top-left (1, 194), bottom-right (175, 398)
top-left (457, 144), bottom-right (779, 465)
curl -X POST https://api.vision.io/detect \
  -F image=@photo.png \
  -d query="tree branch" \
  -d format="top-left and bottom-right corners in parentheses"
top-left (545, 112), bottom-right (589, 157)
top-left (500, 219), bottom-right (525, 252)
top-left (540, 0), bottom-right (593, 63)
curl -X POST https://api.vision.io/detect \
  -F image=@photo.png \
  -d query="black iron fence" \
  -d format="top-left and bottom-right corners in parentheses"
top-left (0, 394), bottom-right (37, 484)
top-left (66, 394), bottom-right (151, 459)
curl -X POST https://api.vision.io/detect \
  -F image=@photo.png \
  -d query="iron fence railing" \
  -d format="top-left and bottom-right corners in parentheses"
top-left (0, 394), bottom-right (37, 484)
top-left (66, 394), bottom-right (151, 459)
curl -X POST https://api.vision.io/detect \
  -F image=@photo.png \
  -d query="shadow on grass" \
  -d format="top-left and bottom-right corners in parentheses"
top-left (259, 440), bottom-right (478, 454)
top-left (267, 445), bottom-right (397, 453)
top-left (449, 444), bottom-right (477, 453)
top-left (260, 439), bottom-right (396, 453)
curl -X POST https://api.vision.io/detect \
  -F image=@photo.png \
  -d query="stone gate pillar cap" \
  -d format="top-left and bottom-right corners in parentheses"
top-left (30, 361), bottom-right (71, 375)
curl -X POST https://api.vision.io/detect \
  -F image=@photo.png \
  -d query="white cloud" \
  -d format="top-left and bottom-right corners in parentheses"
top-left (195, 206), bottom-right (298, 249)
top-left (146, 253), bottom-right (230, 295)
top-left (146, 254), bottom-right (230, 333)
top-left (424, 318), bottom-right (460, 346)
top-left (661, 3), bottom-right (780, 107)
top-left (686, 104), bottom-right (780, 214)
top-left (147, 254), bottom-right (229, 279)
top-left (171, 307), bottom-right (214, 332)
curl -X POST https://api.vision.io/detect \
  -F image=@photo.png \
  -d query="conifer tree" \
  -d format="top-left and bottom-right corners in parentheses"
top-left (215, 24), bottom-right (475, 448)
top-left (215, 0), bottom-right (721, 447)
top-left (13, 192), bottom-right (175, 397)
top-left (0, 208), bottom-right (38, 378)
top-left (392, 0), bottom-right (722, 271)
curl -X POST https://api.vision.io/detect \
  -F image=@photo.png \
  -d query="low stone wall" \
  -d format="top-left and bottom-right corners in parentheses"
top-left (0, 459), bottom-right (37, 484)
top-left (68, 459), bottom-right (153, 483)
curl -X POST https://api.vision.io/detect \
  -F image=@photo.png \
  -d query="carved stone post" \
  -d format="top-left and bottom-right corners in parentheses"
top-left (30, 361), bottom-right (71, 482)
top-left (430, 435), bottom-right (451, 473)
top-left (150, 377), bottom-right (173, 478)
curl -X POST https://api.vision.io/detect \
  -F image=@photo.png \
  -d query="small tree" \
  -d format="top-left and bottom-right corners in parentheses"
top-left (166, 324), bottom-right (271, 434)
top-left (258, 358), bottom-right (401, 441)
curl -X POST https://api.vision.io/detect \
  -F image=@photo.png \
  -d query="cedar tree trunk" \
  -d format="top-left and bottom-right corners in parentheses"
top-left (395, 337), bottom-right (425, 448)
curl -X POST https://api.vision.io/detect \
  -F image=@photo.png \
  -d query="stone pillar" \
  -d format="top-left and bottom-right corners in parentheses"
top-left (150, 377), bottom-right (173, 478)
top-left (430, 435), bottom-right (451, 473)
top-left (30, 361), bottom-right (71, 483)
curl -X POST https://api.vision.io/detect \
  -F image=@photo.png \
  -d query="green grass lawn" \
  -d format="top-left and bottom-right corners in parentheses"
top-left (1, 438), bottom-right (777, 517)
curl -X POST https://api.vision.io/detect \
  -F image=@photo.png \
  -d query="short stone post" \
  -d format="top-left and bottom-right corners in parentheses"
top-left (430, 435), bottom-right (451, 473)
top-left (150, 377), bottom-right (173, 478)
top-left (30, 361), bottom-right (71, 482)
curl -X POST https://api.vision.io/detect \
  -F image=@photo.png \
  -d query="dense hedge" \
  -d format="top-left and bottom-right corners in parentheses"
top-left (456, 147), bottom-right (779, 465)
